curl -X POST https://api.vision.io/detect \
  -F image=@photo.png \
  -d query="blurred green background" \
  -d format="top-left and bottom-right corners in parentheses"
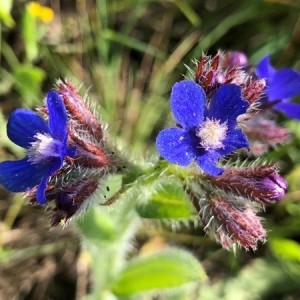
top-left (1, 0), bottom-right (300, 299)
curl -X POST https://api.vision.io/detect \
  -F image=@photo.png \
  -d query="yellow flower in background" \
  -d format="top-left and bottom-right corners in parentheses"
top-left (27, 1), bottom-right (54, 23)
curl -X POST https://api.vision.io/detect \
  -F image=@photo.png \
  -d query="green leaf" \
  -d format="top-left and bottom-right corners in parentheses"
top-left (111, 248), bottom-right (207, 296)
top-left (136, 180), bottom-right (196, 219)
top-left (0, 110), bottom-right (23, 156)
top-left (22, 7), bottom-right (38, 62)
top-left (0, 0), bottom-right (14, 27)
top-left (286, 164), bottom-right (300, 192)
top-left (13, 64), bottom-right (46, 106)
top-left (269, 238), bottom-right (300, 262)
top-left (76, 206), bottom-right (117, 242)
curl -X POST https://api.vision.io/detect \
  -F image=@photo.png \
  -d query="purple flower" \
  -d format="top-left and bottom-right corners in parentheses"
top-left (156, 80), bottom-right (249, 176)
top-left (255, 54), bottom-right (300, 119)
top-left (0, 91), bottom-right (76, 204)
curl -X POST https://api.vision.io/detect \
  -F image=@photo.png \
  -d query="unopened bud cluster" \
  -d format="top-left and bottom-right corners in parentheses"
top-left (194, 51), bottom-right (266, 108)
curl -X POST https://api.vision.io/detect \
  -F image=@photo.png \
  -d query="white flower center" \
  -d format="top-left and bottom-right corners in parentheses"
top-left (28, 133), bottom-right (62, 164)
top-left (196, 118), bottom-right (227, 150)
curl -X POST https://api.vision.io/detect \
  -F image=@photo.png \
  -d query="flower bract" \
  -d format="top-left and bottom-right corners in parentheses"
top-left (156, 80), bottom-right (249, 176)
top-left (0, 91), bottom-right (75, 204)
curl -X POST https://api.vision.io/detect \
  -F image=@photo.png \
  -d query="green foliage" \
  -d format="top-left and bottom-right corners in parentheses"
top-left (136, 179), bottom-right (196, 219)
top-left (111, 248), bottom-right (207, 296)
top-left (13, 64), bottom-right (46, 106)
top-left (21, 7), bottom-right (38, 62)
top-left (199, 258), bottom-right (300, 300)
top-left (270, 238), bottom-right (300, 262)
top-left (0, 0), bottom-right (14, 27)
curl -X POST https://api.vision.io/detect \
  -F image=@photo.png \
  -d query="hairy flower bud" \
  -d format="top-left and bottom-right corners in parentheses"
top-left (243, 116), bottom-right (291, 154)
top-left (55, 80), bottom-right (121, 172)
top-left (47, 178), bottom-right (99, 226)
top-left (222, 51), bottom-right (248, 68)
top-left (57, 79), bottom-right (103, 142)
top-left (242, 78), bottom-right (266, 104)
top-left (200, 195), bottom-right (266, 250)
top-left (193, 51), bottom-right (265, 111)
top-left (68, 131), bottom-right (111, 169)
top-left (26, 175), bottom-right (99, 223)
top-left (207, 165), bottom-right (288, 204)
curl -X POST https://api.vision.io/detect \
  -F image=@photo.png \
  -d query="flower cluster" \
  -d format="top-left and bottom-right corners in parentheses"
top-left (0, 50), bottom-right (293, 251)
top-left (0, 80), bottom-right (121, 225)
top-left (156, 51), bottom-right (291, 250)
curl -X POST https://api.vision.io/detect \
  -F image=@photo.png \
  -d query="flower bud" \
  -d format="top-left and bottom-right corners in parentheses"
top-left (193, 51), bottom-right (263, 108)
top-left (56, 79), bottom-right (103, 142)
top-left (51, 178), bottom-right (99, 226)
top-left (200, 196), bottom-right (266, 250)
top-left (242, 78), bottom-right (266, 104)
top-left (243, 116), bottom-right (291, 153)
top-left (54, 79), bottom-right (120, 171)
top-left (26, 176), bottom-right (100, 226)
top-left (222, 51), bottom-right (248, 68)
top-left (68, 131), bottom-right (111, 169)
top-left (207, 165), bottom-right (287, 204)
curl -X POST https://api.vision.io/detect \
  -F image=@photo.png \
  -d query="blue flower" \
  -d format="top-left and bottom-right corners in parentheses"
top-left (255, 54), bottom-right (300, 119)
top-left (0, 91), bottom-right (76, 204)
top-left (156, 80), bottom-right (249, 176)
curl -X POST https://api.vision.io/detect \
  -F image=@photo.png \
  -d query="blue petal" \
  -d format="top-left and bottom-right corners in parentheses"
top-left (49, 140), bottom-right (67, 163)
top-left (47, 91), bottom-right (68, 142)
top-left (268, 69), bottom-right (300, 100)
top-left (197, 151), bottom-right (224, 176)
top-left (207, 84), bottom-right (249, 129)
top-left (274, 102), bottom-right (300, 120)
top-left (170, 80), bottom-right (205, 129)
top-left (7, 109), bottom-right (49, 148)
top-left (156, 127), bottom-right (196, 166)
top-left (67, 146), bottom-right (77, 158)
top-left (255, 54), bottom-right (276, 80)
top-left (36, 158), bottom-right (62, 204)
top-left (0, 157), bottom-right (49, 192)
top-left (217, 129), bottom-right (249, 156)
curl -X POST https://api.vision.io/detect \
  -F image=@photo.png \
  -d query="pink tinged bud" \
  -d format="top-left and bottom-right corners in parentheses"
top-left (209, 196), bottom-right (266, 250)
top-left (57, 80), bottom-right (103, 142)
top-left (194, 52), bottom-right (255, 102)
top-left (249, 142), bottom-right (270, 156)
top-left (244, 117), bottom-right (291, 147)
top-left (69, 131), bottom-right (110, 168)
top-left (223, 67), bottom-right (247, 86)
top-left (193, 51), bottom-right (264, 107)
top-left (208, 165), bottom-right (287, 204)
top-left (223, 51), bottom-right (248, 68)
top-left (195, 55), bottom-right (219, 89)
top-left (242, 79), bottom-right (266, 104)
